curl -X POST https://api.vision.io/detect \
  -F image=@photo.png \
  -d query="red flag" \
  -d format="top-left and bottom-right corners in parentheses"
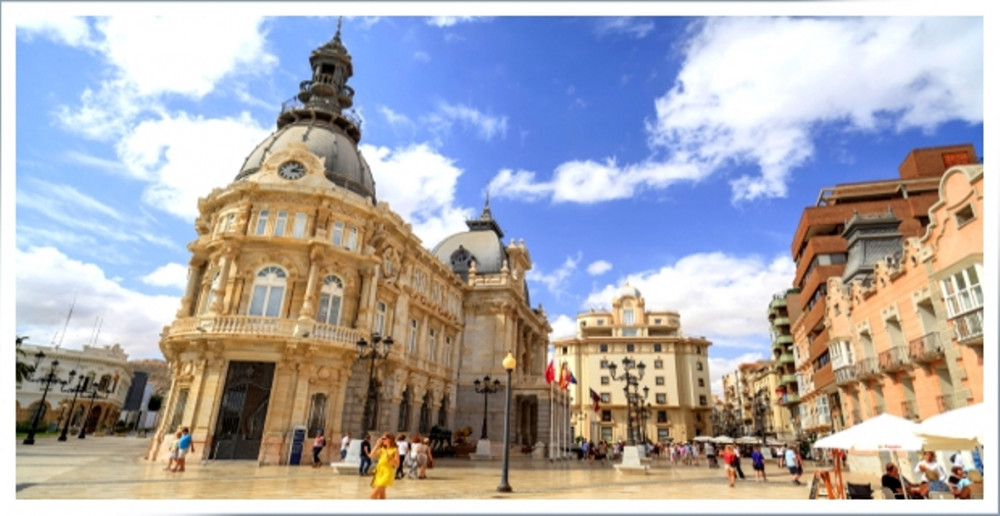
top-left (590, 388), bottom-right (601, 413)
top-left (545, 360), bottom-right (555, 384)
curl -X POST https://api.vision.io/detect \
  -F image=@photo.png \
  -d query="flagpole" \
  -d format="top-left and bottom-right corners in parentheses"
top-left (549, 380), bottom-right (554, 461)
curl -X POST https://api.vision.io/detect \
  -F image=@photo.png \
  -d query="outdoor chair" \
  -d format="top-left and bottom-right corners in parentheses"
top-left (846, 482), bottom-right (874, 499)
top-left (880, 486), bottom-right (898, 499)
top-left (928, 491), bottom-right (952, 500)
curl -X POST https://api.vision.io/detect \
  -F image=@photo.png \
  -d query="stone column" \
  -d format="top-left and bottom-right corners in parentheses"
top-left (176, 255), bottom-right (207, 317)
top-left (408, 383), bottom-right (427, 433)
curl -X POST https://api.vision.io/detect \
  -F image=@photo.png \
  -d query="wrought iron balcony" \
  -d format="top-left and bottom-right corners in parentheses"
top-left (833, 365), bottom-right (858, 386)
top-left (878, 345), bottom-right (910, 373)
top-left (854, 357), bottom-right (880, 380)
top-left (953, 308), bottom-right (984, 344)
top-left (909, 332), bottom-right (944, 364)
top-left (901, 399), bottom-right (919, 420)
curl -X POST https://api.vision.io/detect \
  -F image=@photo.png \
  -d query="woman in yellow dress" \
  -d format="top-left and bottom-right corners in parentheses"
top-left (369, 432), bottom-right (399, 499)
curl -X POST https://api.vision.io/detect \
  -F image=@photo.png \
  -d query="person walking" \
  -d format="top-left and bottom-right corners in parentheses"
top-left (785, 444), bottom-right (803, 485)
top-left (358, 434), bottom-right (372, 476)
top-left (721, 445), bottom-right (738, 488)
top-left (312, 430), bottom-right (326, 467)
top-left (172, 427), bottom-right (195, 472)
top-left (164, 430), bottom-right (182, 471)
top-left (340, 432), bottom-right (351, 461)
top-left (733, 445), bottom-right (746, 480)
top-left (750, 446), bottom-right (767, 482)
top-left (395, 434), bottom-right (410, 480)
top-left (368, 433), bottom-right (400, 499)
top-left (416, 437), bottom-right (434, 479)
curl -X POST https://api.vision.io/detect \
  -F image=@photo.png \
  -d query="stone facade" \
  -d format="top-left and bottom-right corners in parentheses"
top-left (146, 27), bottom-right (554, 465)
top-left (553, 285), bottom-right (713, 444)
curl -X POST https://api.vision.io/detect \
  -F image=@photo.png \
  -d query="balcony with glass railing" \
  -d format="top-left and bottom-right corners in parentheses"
top-left (909, 332), bottom-right (944, 364)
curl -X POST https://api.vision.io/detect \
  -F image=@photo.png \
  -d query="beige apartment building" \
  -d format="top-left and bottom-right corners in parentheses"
top-left (146, 27), bottom-right (559, 465)
top-left (553, 285), bottom-right (713, 444)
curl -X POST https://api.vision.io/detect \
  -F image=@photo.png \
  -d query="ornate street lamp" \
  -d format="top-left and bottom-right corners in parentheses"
top-left (22, 351), bottom-right (71, 445)
top-left (474, 375), bottom-right (501, 440)
top-left (608, 356), bottom-right (645, 445)
top-left (58, 373), bottom-right (88, 441)
top-left (356, 333), bottom-right (393, 436)
top-left (497, 352), bottom-right (516, 493)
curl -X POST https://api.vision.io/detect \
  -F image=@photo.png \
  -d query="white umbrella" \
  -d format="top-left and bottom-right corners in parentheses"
top-left (914, 403), bottom-right (984, 450)
top-left (812, 413), bottom-right (923, 451)
top-left (735, 436), bottom-right (761, 444)
top-left (712, 435), bottom-right (734, 444)
top-left (692, 435), bottom-right (713, 443)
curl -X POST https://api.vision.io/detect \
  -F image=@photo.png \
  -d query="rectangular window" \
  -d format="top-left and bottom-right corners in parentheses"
top-left (274, 211), bottom-right (288, 236)
top-left (169, 388), bottom-right (189, 432)
top-left (597, 320), bottom-right (605, 326)
top-left (331, 221), bottom-right (344, 246)
top-left (600, 393), bottom-right (611, 403)
top-left (941, 264), bottom-right (983, 317)
top-left (955, 204), bottom-right (975, 226)
top-left (601, 376), bottom-right (609, 385)
top-left (599, 344), bottom-right (608, 352)
top-left (428, 328), bottom-right (437, 360)
top-left (346, 227), bottom-right (358, 250)
top-left (562, 347), bottom-right (568, 354)
top-left (657, 410), bottom-right (668, 423)
top-left (626, 344), bottom-right (635, 352)
top-left (657, 428), bottom-right (670, 443)
top-left (699, 395), bottom-right (708, 406)
top-left (601, 427), bottom-right (613, 441)
top-left (623, 308), bottom-right (635, 325)
top-left (444, 336), bottom-right (452, 366)
top-left (655, 376), bottom-right (664, 386)
top-left (255, 210), bottom-right (269, 235)
top-left (600, 360), bottom-right (608, 369)
top-left (655, 393), bottom-right (667, 404)
top-left (292, 213), bottom-right (307, 238)
top-left (621, 329), bottom-right (638, 337)
top-left (698, 378), bottom-right (705, 388)
top-left (653, 344), bottom-right (662, 352)
top-left (374, 302), bottom-right (386, 335)
top-left (408, 320), bottom-right (418, 353)
top-left (601, 410), bottom-right (612, 423)
top-left (654, 360), bottom-right (663, 369)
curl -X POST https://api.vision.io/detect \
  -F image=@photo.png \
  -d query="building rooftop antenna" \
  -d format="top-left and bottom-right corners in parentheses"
top-left (55, 291), bottom-right (77, 349)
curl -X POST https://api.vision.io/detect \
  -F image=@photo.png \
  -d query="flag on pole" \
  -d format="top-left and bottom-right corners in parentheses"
top-left (569, 371), bottom-right (578, 385)
top-left (558, 363), bottom-right (571, 390)
top-left (545, 360), bottom-right (555, 384)
top-left (589, 388), bottom-right (601, 413)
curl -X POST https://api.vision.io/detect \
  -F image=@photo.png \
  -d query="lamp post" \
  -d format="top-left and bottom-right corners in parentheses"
top-left (22, 351), bottom-right (70, 445)
top-left (356, 333), bottom-right (393, 436)
top-left (58, 373), bottom-right (88, 441)
top-left (78, 379), bottom-right (115, 439)
top-left (474, 375), bottom-right (501, 440)
top-left (497, 352), bottom-right (516, 493)
top-left (608, 356), bottom-right (645, 445)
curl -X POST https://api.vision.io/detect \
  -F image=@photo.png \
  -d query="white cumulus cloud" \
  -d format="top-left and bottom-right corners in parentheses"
top-left (142, 263), bottom-right (189, 290)
top-left (587, 260), bottom-right (613, 276)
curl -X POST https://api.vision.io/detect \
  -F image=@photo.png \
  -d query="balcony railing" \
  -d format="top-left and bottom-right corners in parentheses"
top-left (901, 399), bottom-right (919, 420)
top-left (777, 353), bottom-right (795, 365)
top-left (166, 316), bottom-right (364, 347)
top-left (953, 308), bottom-right (984, 343)
top-left (909, 332), bottom-right (944, 364)
top-left (854, 357), bottom-right (880, 380)
top-left (833, 365), bottom-right (858, 386)
top-left (936, 394), bottom-right (966, 413)
top-left (878, 346), bottom-right (910, 373)
top-left (780, 374), bottom-right (797, 386)
top-left (850, 409), bottom-right (862, 424)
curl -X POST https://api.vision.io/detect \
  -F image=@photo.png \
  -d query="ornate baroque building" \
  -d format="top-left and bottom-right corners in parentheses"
top-left (147, 27), bottom-right (554, 464)
top-left (553, 285), bottom-right (713, 444)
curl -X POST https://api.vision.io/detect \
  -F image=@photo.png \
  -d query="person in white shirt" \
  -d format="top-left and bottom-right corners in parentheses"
top-left (914, 451), bottom-right (949, 497)
top-left (395, 435), bottom-right (410, 480)
top-left (340, 432), bottom-right (351, 460)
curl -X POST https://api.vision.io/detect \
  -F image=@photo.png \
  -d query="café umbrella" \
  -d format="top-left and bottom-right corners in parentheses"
top-left (914, 403), bottom-right (984, 450)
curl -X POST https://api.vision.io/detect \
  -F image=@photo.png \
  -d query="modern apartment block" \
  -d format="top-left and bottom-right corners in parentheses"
top-left (768, 287), bottom-right (802, 441)
top-left (789, 144), bottom-right (980, 439)
top-left (553, 284), bottom-right (713, 444)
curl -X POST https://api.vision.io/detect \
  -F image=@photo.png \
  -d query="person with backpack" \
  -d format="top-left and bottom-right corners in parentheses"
top-left (358, 434), bottom-right (372, 476)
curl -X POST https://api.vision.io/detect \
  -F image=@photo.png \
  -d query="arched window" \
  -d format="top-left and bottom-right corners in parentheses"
top-left (315, 275), bottom-right (344, 325)
top-left (249, 266), bottom-right (287, 317)
top-left (419, 392), bottom-right (432, 433)
top-left (398, 388), bottom-right (411, 432)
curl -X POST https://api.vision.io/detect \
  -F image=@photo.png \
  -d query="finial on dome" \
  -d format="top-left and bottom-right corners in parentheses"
top-left (336, 16), bottom-right (343, 39)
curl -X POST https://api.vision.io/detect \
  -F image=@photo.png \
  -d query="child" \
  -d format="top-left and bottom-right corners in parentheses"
top-left (164, 431), bottom-right (181, 471)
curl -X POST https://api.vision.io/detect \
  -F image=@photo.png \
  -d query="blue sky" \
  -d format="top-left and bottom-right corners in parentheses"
top-left (3, 4), bottom-right (988, 396)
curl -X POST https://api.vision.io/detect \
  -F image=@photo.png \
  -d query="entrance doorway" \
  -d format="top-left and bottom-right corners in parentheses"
top-left (211, 361), bottom-right (275, 460)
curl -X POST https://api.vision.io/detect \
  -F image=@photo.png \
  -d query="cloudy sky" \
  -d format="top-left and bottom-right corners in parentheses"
top-left (3, 4), bottom-right (988, 397)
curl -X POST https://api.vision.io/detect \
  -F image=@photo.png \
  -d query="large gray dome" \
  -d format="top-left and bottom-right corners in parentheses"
top-left (432, 198), bottom-right (507, 279)
top-left (235, 120), bottom-right (375, 199)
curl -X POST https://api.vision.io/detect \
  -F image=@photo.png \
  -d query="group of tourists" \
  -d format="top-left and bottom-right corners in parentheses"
top-left (579, 439), bottom-right (611, 464)
top-left (881, 450), bottom-right (979, 500)
top-left (333, 431), bottom-right (435, 499)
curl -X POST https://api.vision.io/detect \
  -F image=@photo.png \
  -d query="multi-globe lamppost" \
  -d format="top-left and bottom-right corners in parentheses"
top-left (608, 356), bottom-right (645, 445)
top-left (496, 351), bottom-right (516, 493)
top-left (77, 377), bottom-right (117, 439)
top-left (753, 389), bottom-right (771, 442)
top-left (22, 351), bottom-right (70, 445)
top-left (474, 375), bottom-right (501, 440)
top-left (58, 373), bottom-right (89, 441)
top-left (356, 333), bottom-right (393, 436)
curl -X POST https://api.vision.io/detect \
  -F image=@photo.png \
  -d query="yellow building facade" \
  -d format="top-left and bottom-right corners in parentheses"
top-left (146, 28), bottom-right (557, 465)
top-left (553, 285), bottom-right (713, 444)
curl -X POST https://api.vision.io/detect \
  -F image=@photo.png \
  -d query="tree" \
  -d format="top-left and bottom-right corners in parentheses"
top-left (16, 335), bottom-right (36, 383)
top-left (147, 394), bottom-right (163, 413)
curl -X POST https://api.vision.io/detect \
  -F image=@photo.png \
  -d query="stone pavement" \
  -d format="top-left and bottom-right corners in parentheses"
top-left (13, 435), bottom-right (932, 508)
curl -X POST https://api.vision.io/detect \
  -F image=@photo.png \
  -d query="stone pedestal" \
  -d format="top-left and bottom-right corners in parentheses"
top-left (470, 438), bottom-right (495, 461)
top-left (614, 445), bottom-right (649, 475)
top-left (531, 441), bottom-right (546, 459)
top-left (331, 439), bottom-right (362, 475)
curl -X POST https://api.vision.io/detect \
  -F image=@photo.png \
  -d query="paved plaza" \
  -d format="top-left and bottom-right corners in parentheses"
top-left (18, 436), bottom-right (864, 502)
